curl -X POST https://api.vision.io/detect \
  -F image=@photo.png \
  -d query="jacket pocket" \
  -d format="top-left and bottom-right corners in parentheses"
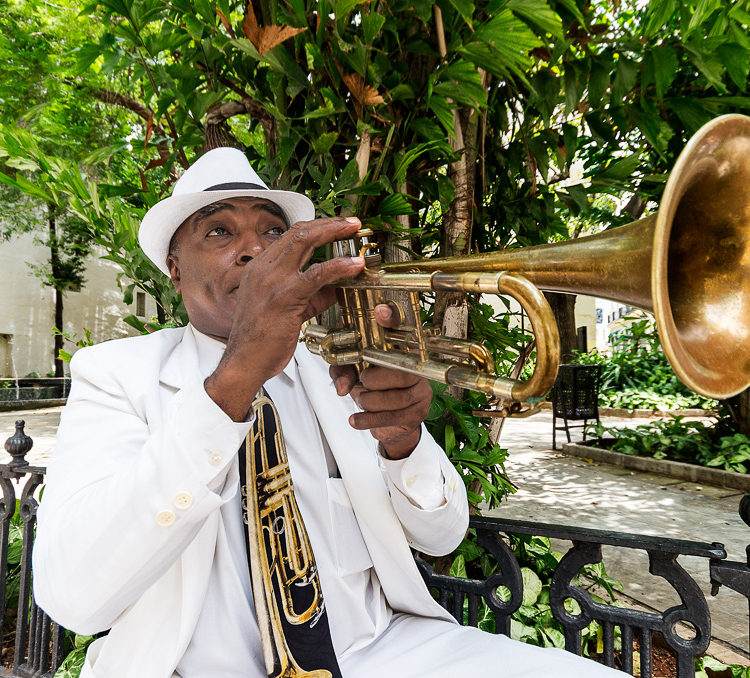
top-left (325, 477), bottom-right (373, 576)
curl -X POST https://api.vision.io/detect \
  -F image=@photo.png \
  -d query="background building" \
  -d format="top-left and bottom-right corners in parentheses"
top-left (0, 232), bottom-right (158, 378)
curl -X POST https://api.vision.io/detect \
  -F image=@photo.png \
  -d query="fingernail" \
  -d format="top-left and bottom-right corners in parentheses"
top-left (334, 378), bottom-right (344, 395)
top-left (348, 415), bottom-right (355, 426)
top-left (345, 217), bottom-right (360, 224)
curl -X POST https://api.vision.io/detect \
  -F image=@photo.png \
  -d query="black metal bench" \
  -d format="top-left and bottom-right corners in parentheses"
top-left (3, 421), bottom-right (750, 678)
top-left (552, 364), bottom-right (601, 449)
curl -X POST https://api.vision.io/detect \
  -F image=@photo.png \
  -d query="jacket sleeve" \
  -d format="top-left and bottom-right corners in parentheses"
top-left (380, 425), bottom-right (469, 556)
top-left (32, 344), bottom-right (252, 634)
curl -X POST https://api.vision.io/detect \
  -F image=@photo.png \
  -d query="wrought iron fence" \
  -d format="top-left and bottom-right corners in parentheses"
top-left (1, 420), bottom-right (749, 677)
top-left (2, 420), bottom-right (64, 677)
top-left (418, 517), bottom-right (749, 677)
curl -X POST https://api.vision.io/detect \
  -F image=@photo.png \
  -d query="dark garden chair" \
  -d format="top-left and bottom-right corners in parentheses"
top-left (551, 363), bottom-right (601, 450)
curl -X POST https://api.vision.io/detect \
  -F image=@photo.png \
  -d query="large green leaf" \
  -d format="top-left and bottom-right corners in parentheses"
top-left (378, 192), bottom-right (415, 216)
top-left (331, 0), bottom-right (369, 18)
top-left (687, 0), bottom-right (722, 35)
top-left (716, 42), bottom-right (750, 91)
top-left (459, 10), bottom-right (540, 83)
top-left (667, 97), bottom-right (712, 133)
top-left (587, 58), bottom-right (610, 107)
top-left (590, 154), bottom-right (641, 183)
top-left (312, 131), bottom-right (338, 155)
top-left (433, 60), bottom-right (486, 109)
top-left (443, 0), bottom-right (475, 29)
top-left (361, 12), bottom-right (386, 45)
top-left (643, 0), bottom-right (676, 39)
top-left (508, 0), bottom-right (563, 38)
top-left (611, 57), bottom-right (638, 102)
top-left (0, 170), bottom-right (55, 202)
top-left (650, 44), bottom-right (679, 100)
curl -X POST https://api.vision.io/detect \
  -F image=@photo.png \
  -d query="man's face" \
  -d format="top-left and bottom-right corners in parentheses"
top-left (166, 197), bottom-right (288, 340)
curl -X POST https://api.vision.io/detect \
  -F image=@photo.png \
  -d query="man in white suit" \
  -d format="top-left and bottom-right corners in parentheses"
top-left (33, 149), bottom-right (622, 677)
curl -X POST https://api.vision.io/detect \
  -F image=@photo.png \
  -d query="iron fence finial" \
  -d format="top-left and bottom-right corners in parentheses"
top-left (4, 420), bottom-right (32, 469)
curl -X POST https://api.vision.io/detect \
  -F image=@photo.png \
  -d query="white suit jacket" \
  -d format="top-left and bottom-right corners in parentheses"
top-left (33, 326), bottom-right (469, 677)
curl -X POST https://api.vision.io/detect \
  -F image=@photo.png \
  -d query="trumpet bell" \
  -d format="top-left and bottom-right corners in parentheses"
top-left (653, 114), bottom-right (750, 400)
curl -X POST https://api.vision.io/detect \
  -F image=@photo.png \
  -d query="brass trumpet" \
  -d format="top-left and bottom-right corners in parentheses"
top-left (304, 114), bottom-right (750, 403)
top-left (245, 392), bottom-right (331, 678)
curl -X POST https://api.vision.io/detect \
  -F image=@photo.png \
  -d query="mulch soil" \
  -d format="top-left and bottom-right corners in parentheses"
top-left (590, 633), bottom-right (742, 677)
top-left (590, 634), bottom-right (676, 677)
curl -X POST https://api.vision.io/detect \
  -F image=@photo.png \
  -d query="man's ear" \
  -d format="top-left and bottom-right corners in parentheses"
top-left (166, 254), bottom-right (181, 293)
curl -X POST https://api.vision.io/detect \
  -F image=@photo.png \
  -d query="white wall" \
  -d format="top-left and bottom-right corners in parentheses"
top-left (484, 293), bottom-right (598, 352)
top-left (0, 232), bottom-right (159, 377)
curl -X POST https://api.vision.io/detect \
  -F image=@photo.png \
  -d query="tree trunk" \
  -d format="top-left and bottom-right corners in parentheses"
top-left (48, 204), bottom-right (64, 377)
top-left (54, 289), bottom-right (64, 377)
top-left (544, 291), bottom-right (577, 363)
top-left (155, 291), bottom-right (167, 325)
top-left (725, 388), bottom-right (750, 436)
top-left (384, 183), bottom-right (417, 324)
top-left (431, 6), bottom-right (476, 344)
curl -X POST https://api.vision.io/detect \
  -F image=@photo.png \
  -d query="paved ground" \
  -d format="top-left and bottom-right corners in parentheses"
top-left (489, 411), bottom-right (749, 664)
top-left (2, 406), bottom-right (748, 664)
top-left (0, 406), bottom-right (61, 467)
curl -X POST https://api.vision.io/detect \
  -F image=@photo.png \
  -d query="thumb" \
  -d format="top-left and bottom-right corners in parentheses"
top-left (374, 302), bottom-right (403, 329)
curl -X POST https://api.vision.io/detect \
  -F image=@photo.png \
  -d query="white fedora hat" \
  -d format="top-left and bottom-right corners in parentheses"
top-left (139, 148), bottom-right (315, 275)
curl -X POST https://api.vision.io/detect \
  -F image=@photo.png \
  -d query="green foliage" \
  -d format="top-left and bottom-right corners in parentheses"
top-left (695, 655), bottom-right (750, 678)
top-left (588, 415), bottom-right (750, 473)
top-left (469, 301), bottom-right (536, 381)
top-left (573, 316), bottom-right (716, 411)
top-left (450, 533), bottom-right (622, 655)
top-left (426, 383), bottom-right (516, 511)
top-left (423, 300), bottom-right (535, 511)
top-left (5, 501), bottom-right (24, 616)
top-left (53, 635), bottom-right (95, 678)
top-left (54, 328), bottom-right (95, 363)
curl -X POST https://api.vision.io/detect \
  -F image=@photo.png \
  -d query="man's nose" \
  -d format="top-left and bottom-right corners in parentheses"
top-left (236, 232), bottom-right (264, 264)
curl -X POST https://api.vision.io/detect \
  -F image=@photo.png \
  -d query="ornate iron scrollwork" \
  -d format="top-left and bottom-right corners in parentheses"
top-left (420, 515), bottom-right (733, 678)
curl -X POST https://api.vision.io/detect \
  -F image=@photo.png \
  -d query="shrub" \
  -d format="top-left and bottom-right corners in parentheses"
top-left (588, 415), bottom-right (750, 473)
top-left (450, 533), bottom-right (622, 655)
top-left (573, 316), bottom-right (716, 412)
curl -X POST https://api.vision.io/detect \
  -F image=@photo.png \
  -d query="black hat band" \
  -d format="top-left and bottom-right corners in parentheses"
top-left (205, 182), bottom-right (267, 191)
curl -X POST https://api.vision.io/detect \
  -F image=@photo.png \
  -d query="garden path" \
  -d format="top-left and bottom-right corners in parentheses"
top-left (491, 410), bottom-right (749, 665)
top-left (1, 407), bottom-right (747, 665)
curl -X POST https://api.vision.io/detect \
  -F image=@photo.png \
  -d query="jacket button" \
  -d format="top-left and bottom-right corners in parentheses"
top-left (156, 510), bottom-right (176, 527)
top-left (174, 492), bottom-right (193, 510)
top-left (208, 451), bottom-right (223, 466)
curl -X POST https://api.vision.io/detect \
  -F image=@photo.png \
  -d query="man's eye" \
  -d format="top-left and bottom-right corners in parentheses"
top-left (206, 226), bottom-right (228, 237)
top-left (265, 226), bottom-right (285, 237)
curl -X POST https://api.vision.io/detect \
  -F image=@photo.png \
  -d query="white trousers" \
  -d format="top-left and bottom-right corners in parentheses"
top-left (340, 613), bottom-right (624, 677)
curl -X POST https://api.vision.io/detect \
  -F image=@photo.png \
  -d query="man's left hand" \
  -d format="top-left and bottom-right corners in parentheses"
top-left (330, 304), bottom-right (433, 460)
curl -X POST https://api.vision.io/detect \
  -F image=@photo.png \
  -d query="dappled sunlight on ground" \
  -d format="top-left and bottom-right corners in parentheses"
top-left (489, 410), bottom-right (749, 656)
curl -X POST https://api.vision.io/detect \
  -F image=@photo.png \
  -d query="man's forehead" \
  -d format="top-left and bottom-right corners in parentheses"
top-left (188, 197), bottom-right (285, 225)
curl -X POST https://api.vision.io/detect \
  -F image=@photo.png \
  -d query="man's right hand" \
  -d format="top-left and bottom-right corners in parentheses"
top-left (205, 216), bottom-right (364, 421)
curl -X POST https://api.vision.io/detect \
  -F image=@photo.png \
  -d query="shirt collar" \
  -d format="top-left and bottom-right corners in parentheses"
top-left (188, 323), bottom-right (297, 383)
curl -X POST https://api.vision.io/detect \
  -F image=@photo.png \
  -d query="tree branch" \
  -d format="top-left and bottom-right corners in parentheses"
top-left (89, 87), bottom-right (158, 126)
top-left (204, 97), bottom-right (273, 126)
